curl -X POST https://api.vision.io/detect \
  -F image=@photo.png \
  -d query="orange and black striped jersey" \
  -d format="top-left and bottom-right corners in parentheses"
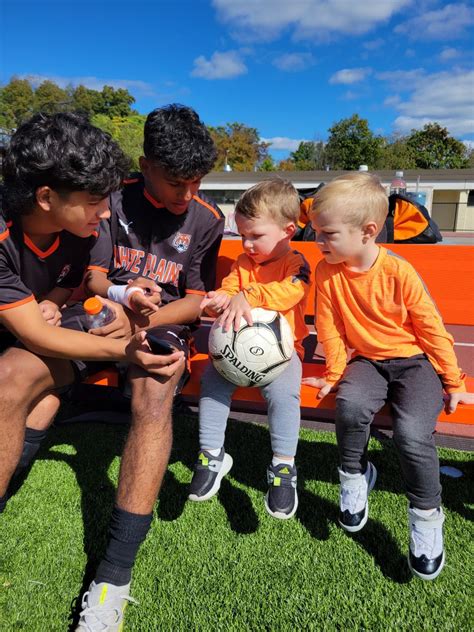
top-left (88, 174), bottom-right (224, 307)
top-left (0, 210), bottom-right (98, 312)
top-left (316, 247), bottom-right (466, 393)
top-left (219, 250), bottom-right (311, 358)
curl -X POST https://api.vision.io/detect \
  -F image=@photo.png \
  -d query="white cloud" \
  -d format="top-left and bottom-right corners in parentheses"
top-left (261, 136), bottom-right (309, 151)
top-left (273, 52), bottom-right (315, 72)
top-left (191, 51), bottom-right (247, 79)
top-left (329, 67), bottom-right (371, 85)
top-left (395, 3), bottom-right (474, 40)
top-left (439, 47), bottom-right (460, 61)
top-left (212, 0), bottom-right (411, 42)
top-left (362, 38), bottom-right (384, 50)
top-left (381, 70), bottom-right (474, 135)
top-left (21, 74), bottom-right (157, 96)
top-left (376, 69), bottom-right (425, 90)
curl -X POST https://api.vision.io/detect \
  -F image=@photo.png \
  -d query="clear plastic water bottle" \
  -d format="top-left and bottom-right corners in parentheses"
top-left (84, 297), bottom-right (116, 330)
top-left (390, 170), bottom-right (407, 195)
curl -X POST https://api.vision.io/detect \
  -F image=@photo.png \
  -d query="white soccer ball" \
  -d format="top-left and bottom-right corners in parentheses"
top-left (208, 308), bottom-right (294, 387)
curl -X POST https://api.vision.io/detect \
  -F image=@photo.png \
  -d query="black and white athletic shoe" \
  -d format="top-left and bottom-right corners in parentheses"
top-left (265, 463), bottom-right (298, 519)
top-left (338, 462), bottom-right (377, 533)
top-left (408, 506), bottom-right (445, 580)
top-left (188, 448), bottom-right (233, 502)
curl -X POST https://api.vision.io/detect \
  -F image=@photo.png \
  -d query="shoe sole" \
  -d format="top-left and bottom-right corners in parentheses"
top-left (264, 490), bottom-right (298, 520)
top-left (408, 550), bottom-right (445, 581)
top-left (188, 453), bottom-right (233, 502)
top-left (339, 463), bottom-right (378, 533)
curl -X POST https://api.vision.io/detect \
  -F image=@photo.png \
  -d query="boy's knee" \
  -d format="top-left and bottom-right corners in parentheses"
top-left (0, 351), bottom-right (46, 400)
top-left (130, 375), bottom-right (176, 419)
top-left (336, 393), bottom-right (370, 423)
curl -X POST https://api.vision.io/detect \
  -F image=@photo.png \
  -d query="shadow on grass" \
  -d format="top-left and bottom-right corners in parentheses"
top-left (9, 406), bottom-right (472, 604)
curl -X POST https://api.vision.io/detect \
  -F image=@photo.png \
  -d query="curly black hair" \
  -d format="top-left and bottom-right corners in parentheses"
top-left (2, 112), bottom-right (130, 216)
top-left (143, 104), bottom-right (217, 180)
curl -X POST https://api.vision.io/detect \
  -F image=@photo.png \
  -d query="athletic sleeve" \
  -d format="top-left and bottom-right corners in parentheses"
top-left (0, 224), bottom-right (34, 310)
top-left (315, 263), bottom-right (348, 385)
top-left (241, 253), bottom-right (310, 311)
top-left (87, 218), bottom-right (113, 275)
top-left (402, 265), bottom-right (466, 393)
top-left (219, 261), bottom-right (243, 296)
top-left (185, 217), bottom-right (224, 295)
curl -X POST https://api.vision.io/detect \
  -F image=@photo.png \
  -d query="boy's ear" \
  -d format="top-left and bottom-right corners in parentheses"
top-left (362, 221), bottom-right (379, 240)
top-left (139, 156), bottom-right (149, 176)
top-left (285, 222), bottom-right (297, 239)
top-left (35, 186), bottom-right (53, 212)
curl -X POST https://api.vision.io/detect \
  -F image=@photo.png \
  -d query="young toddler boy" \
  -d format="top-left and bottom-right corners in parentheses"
top-left (188, 178), bottom-right (311, 519)
top-left (304, 172), bottom-right (473, 579)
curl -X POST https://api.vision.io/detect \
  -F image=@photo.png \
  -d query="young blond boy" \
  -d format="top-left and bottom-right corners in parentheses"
top-left (188, 178), bottom-right (311, 519)
top-left (304, 172), bottom-right (473, 579)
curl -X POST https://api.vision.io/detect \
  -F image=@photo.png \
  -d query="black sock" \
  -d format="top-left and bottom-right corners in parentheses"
top-left (13, 427), bottom-right (49, 478)
top-left (95, 506), bottom-right (153, 586)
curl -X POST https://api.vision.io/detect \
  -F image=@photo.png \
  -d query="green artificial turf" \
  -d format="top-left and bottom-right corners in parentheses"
top-left (0, 414), bottom-right (472, 631)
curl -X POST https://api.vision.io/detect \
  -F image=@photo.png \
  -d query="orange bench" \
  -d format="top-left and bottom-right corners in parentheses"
top-left (86, 241), bottom-right (474, 437)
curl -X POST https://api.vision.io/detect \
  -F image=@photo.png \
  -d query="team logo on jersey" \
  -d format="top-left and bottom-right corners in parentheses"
top-left (119, 218), bottom-right (134, 235)
top-left (172, 232), bottom-right (191, 253)
top-left (56, 264), bottom-right (71, 284)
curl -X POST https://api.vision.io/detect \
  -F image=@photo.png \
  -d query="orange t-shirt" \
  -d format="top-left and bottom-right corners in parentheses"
top-left (316, 247), bottom-right (465, 393)
top-left (219, 249), bottom-right (311, 358)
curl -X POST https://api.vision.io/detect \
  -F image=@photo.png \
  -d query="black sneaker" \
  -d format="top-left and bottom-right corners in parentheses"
top-left (188, 449), bottom-right (233, 502)
top-left (338, 462), bottom-right (377, 533)
top-left (408, 506), bottom-right (445, 580)
top-left (265, 463), bottom-right (298, 519)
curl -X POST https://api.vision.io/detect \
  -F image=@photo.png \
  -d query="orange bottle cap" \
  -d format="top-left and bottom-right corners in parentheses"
top-left (84, 297), bottom-right (103, 315)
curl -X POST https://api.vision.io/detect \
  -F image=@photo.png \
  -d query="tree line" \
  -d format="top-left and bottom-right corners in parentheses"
top-left (1, 77), bottom-right (471, 172)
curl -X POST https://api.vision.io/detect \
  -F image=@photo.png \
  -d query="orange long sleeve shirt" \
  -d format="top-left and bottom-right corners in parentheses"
top-left (316, 247), bottom-right (466, 393)
top-left (220, 249), bottom-right (311, 358)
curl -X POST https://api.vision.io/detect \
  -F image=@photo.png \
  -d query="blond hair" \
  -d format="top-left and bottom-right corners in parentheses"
top-left (310, 172), bottom-right (388, 227)
top-left (235, 177), bottom-right (300, 226)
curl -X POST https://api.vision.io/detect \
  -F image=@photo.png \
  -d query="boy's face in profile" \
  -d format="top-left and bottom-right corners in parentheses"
top-left (140, 159), bottom-right (201, 215)
top-left (312, 208), bottom-right (367, 266)
top-left (40, 189), bottom-right (111, 238)
top-left (235, 211), bottom-right (293, 265)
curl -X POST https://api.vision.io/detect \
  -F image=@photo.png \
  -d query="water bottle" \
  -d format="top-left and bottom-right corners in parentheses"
top-left (84, 297), bottom-right (116, 330)
top-left (390, 170), bottom-right (407, 195)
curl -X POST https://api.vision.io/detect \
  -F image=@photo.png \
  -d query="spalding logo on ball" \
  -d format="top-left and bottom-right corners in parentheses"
top-left (208, 308), bottom-right (294, 387)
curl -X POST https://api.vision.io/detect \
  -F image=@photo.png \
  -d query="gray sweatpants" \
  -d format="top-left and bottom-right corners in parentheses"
top-left (199, 352), bottom-right (302, 457)
top-left (335, 354), bottom-right (443, 509)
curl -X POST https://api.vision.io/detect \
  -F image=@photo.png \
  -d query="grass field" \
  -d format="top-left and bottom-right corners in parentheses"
top-left (0, 413), bottom-right (473, 631)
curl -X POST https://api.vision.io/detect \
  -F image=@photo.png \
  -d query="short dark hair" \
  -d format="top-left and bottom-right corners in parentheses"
top-left (143, 104), bottom-right (217, 179)
top-left (2, 112), bottom-right (130, 216)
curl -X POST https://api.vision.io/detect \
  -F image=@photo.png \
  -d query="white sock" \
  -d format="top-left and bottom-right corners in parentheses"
top-left (412, 507), bottom-right (438, 519)
top-left (202, 447), bottom-right (222, 458)
top-left (272, 455), bottom-right (295, 468)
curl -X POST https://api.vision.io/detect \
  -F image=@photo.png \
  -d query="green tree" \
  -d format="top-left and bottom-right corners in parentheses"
top-left (71, 85), bottom-right (104, 117)
top-left (258, 156), bottom-right (277, 171)
top-left (380, 135), bottom-right (418, 170)
top-left (33, 80), bottom-right (70, 114)
top-left (325, 114), bottom-right (383, 170)
top-left (93, 114), bottom-right (145, 170)
top-left (0, 78), bottom-right (34, 127)
top-left (290, 141), bottom-right (327, 170)
top-left (406, 123), bottom-right (468, 169)
top-left (99, 86), bottom-right (136, 118)
top-left (209, 123), bottom-right (270, 171)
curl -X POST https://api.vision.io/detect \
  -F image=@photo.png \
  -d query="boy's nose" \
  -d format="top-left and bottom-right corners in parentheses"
top-left (98, 205), bottom-right (111, 220)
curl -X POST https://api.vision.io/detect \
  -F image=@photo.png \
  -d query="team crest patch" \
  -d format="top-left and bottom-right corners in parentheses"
top-left (56, 264), bottom-right (71, 283)
top-left (172, 232), bottom-right (191, 253)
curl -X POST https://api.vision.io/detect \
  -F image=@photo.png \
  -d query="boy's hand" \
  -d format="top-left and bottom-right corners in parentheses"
top-left (38, 300), bottom-right (62, 327)
top-left (127, 278), bottom-right (162, 316)
top-left (220, 292), bottom-right (253, 332)
top-left (444, 391), bottom-right (474, 414)
top-left (126, 331), bottom-right (185, 376)
top-left (301, 376), bottom-right (334, 399)
top-left (89, 299), bottom-right (131, 339)
top-left (200, 290), bottom-right (230, 315)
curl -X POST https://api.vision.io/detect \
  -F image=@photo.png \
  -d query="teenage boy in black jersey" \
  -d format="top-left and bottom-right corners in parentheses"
top-left (74, 105), bottom-right (222, 631)
top-left (0, 112), bottom-right (186, 516)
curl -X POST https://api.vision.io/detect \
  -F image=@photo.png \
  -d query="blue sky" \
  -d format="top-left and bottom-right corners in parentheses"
top-left (2, 0), bottom-right (473, 159)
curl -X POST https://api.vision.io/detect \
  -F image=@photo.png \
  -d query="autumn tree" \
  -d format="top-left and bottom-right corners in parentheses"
top-left (325, 114), bottom-right (383, 170)
top-left (209, 123), bottom-right (270, 171)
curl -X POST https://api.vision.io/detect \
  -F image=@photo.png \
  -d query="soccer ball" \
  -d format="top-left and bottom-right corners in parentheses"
top-left (208, 308), bottom-right (294, 387)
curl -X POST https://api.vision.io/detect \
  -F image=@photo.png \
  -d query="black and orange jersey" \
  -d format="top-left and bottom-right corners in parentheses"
top-left (88, 174), bottom-right (225, 306)
top-left (0, 210), bottom-right (97, 312)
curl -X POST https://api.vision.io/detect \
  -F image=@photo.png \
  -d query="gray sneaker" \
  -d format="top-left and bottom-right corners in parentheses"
top-left (338, 462), bottom-right (377, 532)
top-left (75, 581), bottom-right (136, 631)
top-left (408, 506), bottom-right (445, 580)
top-left (188, 448), bottom-right (233, 501)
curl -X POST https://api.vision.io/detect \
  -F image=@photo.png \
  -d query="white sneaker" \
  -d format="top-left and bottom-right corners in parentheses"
top-left (75, 580), bottom-right (136, 631)
top-left (338, 462), bottom-right (377, 533)
top-left (408, 506), bottom-right (445, 580)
